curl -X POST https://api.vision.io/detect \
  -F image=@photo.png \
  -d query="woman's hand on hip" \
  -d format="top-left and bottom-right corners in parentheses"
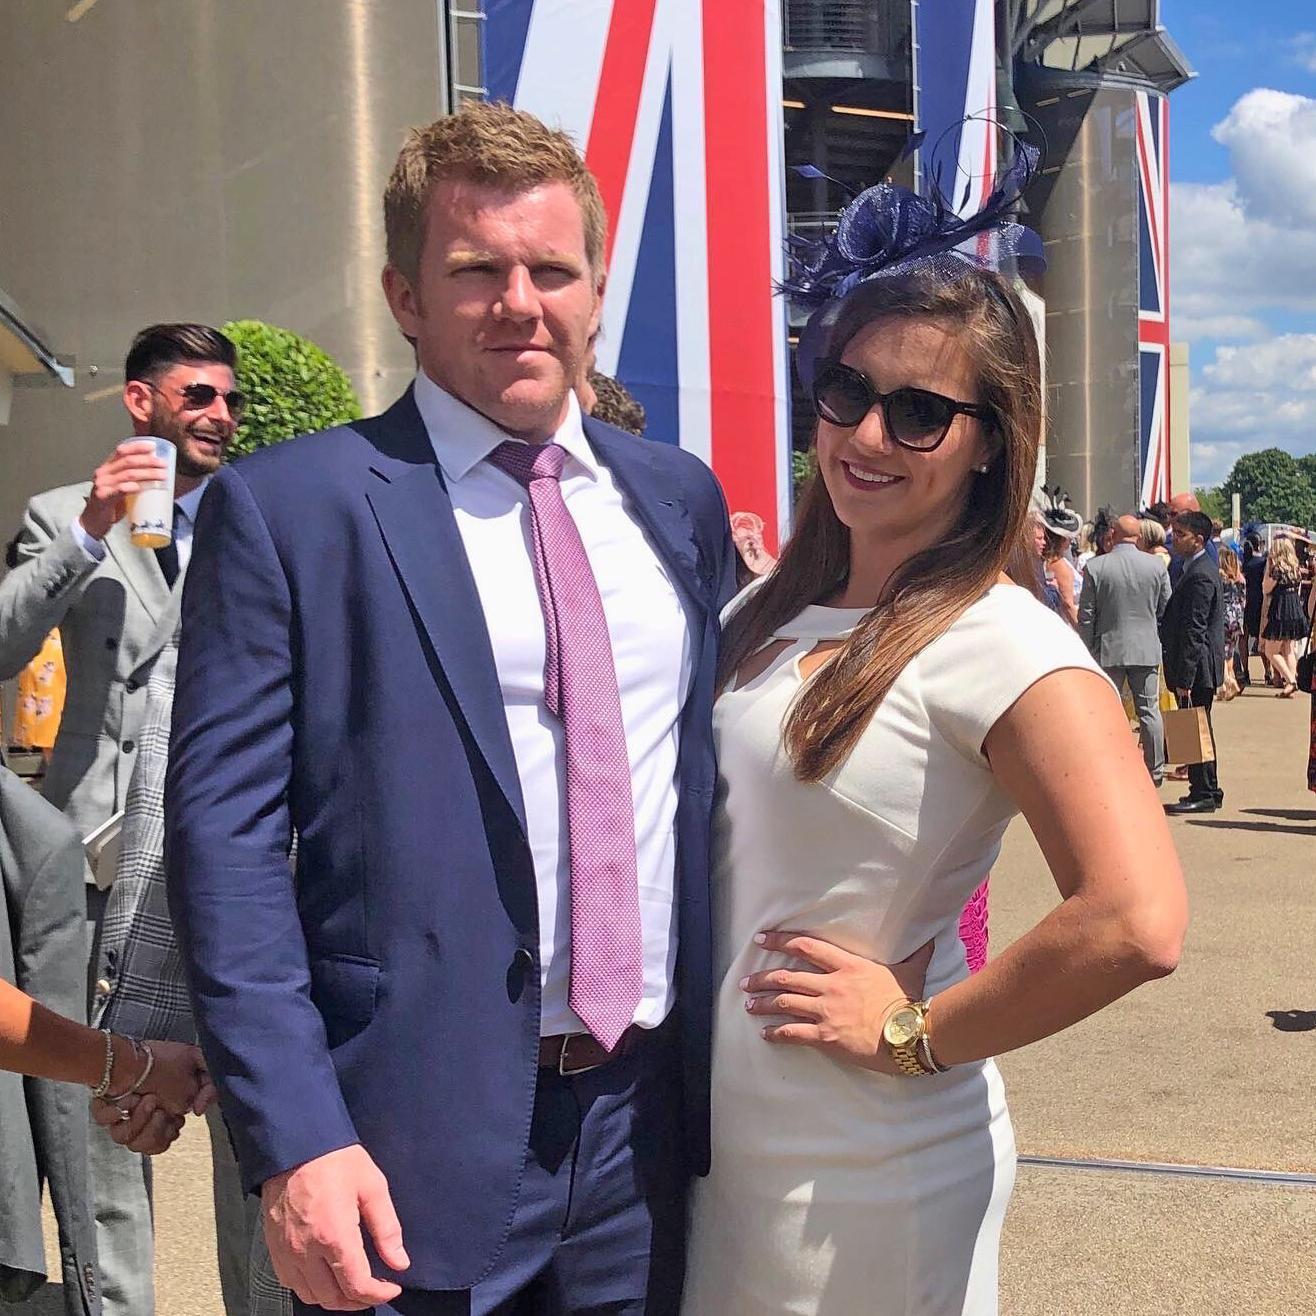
top-left (741, 932), bottom-right (934, 1074)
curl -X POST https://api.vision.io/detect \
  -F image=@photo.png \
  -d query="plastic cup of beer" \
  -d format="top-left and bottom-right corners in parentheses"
top-left (127, 438), bottom-right (176, 549)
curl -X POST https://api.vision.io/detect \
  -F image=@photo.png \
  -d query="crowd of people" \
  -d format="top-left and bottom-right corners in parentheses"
top-left (1025, 494), bottom-right (1316, 812)
top-left (0, 99), bottom-right (1197, 1316)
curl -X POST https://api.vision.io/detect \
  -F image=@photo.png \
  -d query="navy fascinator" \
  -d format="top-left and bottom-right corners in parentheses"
top-left (785, 138), bottom-right (1046, 390)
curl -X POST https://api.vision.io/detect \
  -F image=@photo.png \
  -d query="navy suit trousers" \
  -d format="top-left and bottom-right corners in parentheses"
top-left (295, 1021), bottom-right (688, 1316)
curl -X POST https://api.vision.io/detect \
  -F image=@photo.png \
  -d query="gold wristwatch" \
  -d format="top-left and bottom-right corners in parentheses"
top-left (882, 999), bottom-right (943, 1077)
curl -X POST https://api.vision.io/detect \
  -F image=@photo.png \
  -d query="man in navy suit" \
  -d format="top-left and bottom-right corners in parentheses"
top-left (167, 101), bottom-right (736, 1315)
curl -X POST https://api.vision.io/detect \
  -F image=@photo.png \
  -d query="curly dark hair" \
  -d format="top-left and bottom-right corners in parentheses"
top-left (587, 371), bottom-right (646, 436)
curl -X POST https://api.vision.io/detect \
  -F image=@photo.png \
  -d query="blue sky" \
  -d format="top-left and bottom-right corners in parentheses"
top-left (1163, 0), bottom-right (1316, 485)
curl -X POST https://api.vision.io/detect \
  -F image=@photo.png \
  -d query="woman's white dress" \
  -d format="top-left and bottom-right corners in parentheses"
top-left (682, 584), bottom-right (1104, 1316)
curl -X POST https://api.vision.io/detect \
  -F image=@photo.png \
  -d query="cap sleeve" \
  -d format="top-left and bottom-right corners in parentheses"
top-left (921, 585), bottom-right (1111, 763)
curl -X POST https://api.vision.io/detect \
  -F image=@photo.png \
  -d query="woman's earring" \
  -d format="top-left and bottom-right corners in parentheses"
top-left (974, 463), bottom-right (989, 474)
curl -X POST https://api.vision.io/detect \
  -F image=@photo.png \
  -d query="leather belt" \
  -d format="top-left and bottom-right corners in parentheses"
top-left (538, 1027), bottom-right (639, 1077)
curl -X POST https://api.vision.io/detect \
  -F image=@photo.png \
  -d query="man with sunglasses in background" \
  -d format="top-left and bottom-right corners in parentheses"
top-left (0, 321), bottom-right (240, 1316)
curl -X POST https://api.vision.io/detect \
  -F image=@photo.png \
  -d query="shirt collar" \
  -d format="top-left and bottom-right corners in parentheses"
top-left (174, 477), bottom-right (210, 526)
top-left (1189, 547), bottom-right (1207, 564)
top-left (412, 370), bottom-right (597, 484)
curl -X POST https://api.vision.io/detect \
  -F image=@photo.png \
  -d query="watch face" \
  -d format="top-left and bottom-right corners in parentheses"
top-left (884, 1007), bottom-right (921, 1048)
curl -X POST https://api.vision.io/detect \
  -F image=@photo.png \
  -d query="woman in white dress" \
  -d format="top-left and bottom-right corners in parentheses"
top-left (682, 177), bottom-right (1188, 1315)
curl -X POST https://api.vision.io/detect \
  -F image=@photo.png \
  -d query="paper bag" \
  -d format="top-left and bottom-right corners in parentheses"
top-left (1163, 706), bottom-right (1215, 765)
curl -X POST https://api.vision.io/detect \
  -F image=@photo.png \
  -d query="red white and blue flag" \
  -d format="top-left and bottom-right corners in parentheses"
top-left (1136, 89), bottom-right (1171, 506)
top-left (913, 0), bottom-right (997, 221)
top-left (483, 0), bottom-right (791, 549)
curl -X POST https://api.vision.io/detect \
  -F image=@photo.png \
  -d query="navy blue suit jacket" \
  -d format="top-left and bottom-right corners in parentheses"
top-left (165, 390), bottom-right (737, 1291)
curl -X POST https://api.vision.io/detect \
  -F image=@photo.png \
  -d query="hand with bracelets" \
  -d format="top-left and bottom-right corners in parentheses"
top-left (88, 1031), bottom-right (216, 1155)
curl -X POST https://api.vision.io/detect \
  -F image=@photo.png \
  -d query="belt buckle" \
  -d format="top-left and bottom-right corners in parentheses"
top-left (557, 1034), bottom-right (604, 1078)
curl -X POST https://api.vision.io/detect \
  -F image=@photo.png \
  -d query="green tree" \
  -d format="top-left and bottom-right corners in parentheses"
top-left (220, 320), bottom-right (362, 459)
top-left (1297, 453), bottom-right (1316, 490)
top-left (1221, 448), bottom-right (1316, 528)
top-left (1195, 485), bottom-right (1229, 525)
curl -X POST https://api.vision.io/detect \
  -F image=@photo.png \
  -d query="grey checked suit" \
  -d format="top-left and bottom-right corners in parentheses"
top-left (0, 481), bottom-right (179, 1316)
top-left (1078, 543), bottom-right (1173, 778)
top-left (0, 482), bottom-right (180, 841)
top-left (95, 633), bottom-right (286, 1316)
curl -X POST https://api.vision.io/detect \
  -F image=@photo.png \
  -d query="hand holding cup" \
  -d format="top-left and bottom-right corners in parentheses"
top-left (79, 440), bottom-right (173, 542)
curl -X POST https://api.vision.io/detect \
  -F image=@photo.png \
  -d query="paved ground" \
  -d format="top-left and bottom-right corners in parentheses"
top-left (8, 663), bottom-right (1314, 1315)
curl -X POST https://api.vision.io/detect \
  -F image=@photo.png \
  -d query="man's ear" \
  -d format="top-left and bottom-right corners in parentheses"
top-left (123, 380), bottom-right (153, 427)
top-left (382, 264), bottom-right (422, 339)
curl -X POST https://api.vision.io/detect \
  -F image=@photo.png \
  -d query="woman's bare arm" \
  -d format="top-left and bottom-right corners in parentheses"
top-left (924, 667), bottom-right (1187, 1066)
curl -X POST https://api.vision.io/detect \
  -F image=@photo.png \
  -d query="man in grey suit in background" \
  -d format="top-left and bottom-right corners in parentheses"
top-left (0, 323), bottom-right (240, 1316)
top-left (1078, 513), bottom-right (1173, 783)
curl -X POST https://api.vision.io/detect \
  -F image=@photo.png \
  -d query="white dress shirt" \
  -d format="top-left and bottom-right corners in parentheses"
top-left (71, 475), bottom-right (210, 578)
top-left (413, 371), bottom-right (692, 1036)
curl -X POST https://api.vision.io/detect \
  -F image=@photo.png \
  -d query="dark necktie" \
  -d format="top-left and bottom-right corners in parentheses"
top-left (486, 440), bottom-right (642, 1050)
top-left (154, 504), bottom-right (181, 588)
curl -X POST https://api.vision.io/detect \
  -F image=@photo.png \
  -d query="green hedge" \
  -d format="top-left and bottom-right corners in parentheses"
top-left (221, 320), bottom-right (362, 458)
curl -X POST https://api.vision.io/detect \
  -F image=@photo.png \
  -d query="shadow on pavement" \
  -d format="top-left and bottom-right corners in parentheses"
top-left (0, 1283), bottom-right (65, 1315)
top-left (1266, 1009), bottom-right (1316, 1032)
top-left (1185, 819), bottom-right (1315, 837)
top-left (1244, 808), bottom-right (1316, 822)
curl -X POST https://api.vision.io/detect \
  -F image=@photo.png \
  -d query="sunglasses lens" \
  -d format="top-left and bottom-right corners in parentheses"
top-left (184, 384), bottom-right (217, 406)
top-left (887, 388), bottom-right (955, 448)
top-left (813, 367), bottom-right (871, 428)
top-left (180, 384), bottom-right (245, 417)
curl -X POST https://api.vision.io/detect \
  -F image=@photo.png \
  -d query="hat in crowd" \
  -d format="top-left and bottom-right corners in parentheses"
top-left (780, 124), bottom-right (1047, 389)
top-left (1037, 486), bottom-right (1082, 539)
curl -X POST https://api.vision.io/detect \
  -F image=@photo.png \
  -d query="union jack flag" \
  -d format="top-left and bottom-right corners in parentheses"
top-left (915, 0), bottom-right (998, 222)
top-left (1136, 89), bottom-right (1171, 506)
top-left (483, 0), bottom-right (791, 550)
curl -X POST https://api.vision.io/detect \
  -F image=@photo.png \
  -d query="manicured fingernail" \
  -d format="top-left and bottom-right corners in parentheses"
top-left (754, 933), bottom-right (767, 945)
top-left (761, 1027), bottom-right (771, 1038)
top-left (743, 997), bottom-right (754, 1011)
top-left (739, 977), bottom-right (750, 990)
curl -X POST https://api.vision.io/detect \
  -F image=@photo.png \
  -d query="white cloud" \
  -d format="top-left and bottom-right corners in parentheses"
top-left (1168, 89), bottom-right (1316, 485)
top-left (1211, 89), bottom-right (1316, 227)
top-left (1188, 336), bottom-right (1316, 484)
top-left (1172, 91), bottom-right (1316, 341)
top-left (1292, 34), bottom-right (1316, 74)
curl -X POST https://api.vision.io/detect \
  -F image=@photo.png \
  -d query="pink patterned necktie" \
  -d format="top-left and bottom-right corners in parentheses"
top-left (487, 440), bottom-right (643, 1050)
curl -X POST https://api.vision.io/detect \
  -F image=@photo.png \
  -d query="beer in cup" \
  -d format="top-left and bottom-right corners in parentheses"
top-left (127, 437), bottom-right (176, 549)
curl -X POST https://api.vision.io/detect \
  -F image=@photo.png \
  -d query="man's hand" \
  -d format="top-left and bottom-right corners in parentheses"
top-left (1176, 688), bottom-right (1191, 701)
top-left (79, 441), bottom-right (170, 541)
top-left (90, 1093), bottom-right (185, 1155)
top-left (262, 1144), bottom-right (409, 1310)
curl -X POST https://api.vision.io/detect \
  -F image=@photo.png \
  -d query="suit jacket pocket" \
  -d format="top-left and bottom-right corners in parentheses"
top-left (309, 954), bottom-right (380, 1048)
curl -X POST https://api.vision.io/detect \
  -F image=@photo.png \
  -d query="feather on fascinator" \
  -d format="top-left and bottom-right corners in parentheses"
top-left (1037, 486), bottom-right (1082, 539)
top-left (785, 137), bottom-right (1046, 390)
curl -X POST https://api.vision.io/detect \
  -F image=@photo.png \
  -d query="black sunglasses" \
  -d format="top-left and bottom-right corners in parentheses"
top-left (149, 380), bottom-right (247, 419)
top-left (811, 360), bottom-right (994, 452)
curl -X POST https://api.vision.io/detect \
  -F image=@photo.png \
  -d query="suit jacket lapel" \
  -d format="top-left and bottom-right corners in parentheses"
top-left (130, 591), bottom-right (183, 681)
top-left (104, 519), bottom-right (169, 625)
top-left (361, 393), bottom-right (527, 834)
top-left (585, 421), bottom-right (713, 620)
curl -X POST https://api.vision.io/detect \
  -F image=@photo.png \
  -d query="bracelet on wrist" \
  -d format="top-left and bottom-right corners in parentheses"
top-left (921, 1006), bottom-right (950, 1074)
top-left (106, 1039), bottom-right (155, 1103)
top-left (90, 1028), bottom-right (116, 1098)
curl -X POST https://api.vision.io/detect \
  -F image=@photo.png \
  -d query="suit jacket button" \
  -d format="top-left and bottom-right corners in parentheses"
top-left (122, 740), bottom-right (135, 753)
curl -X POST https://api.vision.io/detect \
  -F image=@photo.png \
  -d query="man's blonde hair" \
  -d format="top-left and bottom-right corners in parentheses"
top-left (383, 100), bottom-right (608, 282)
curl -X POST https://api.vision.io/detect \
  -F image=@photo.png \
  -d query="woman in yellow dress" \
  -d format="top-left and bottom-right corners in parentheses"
top-left (14, 629), bottom-right (67, 760)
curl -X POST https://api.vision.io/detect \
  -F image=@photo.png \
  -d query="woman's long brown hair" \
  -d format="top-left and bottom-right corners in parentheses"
top-left (718, 265), bottom-right (1042, 782)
